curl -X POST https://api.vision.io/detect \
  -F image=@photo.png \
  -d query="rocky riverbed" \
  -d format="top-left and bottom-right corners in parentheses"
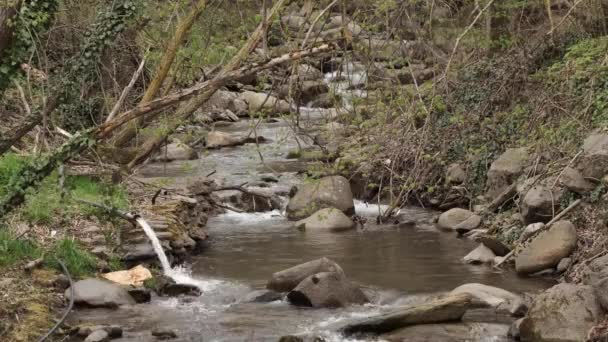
top-left (53, 5), bottom-right (608, 342)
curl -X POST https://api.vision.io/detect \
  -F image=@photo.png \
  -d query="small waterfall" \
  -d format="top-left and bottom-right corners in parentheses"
top-left (136, 217), bottom-right (172, 274)
top-left (136, 216), bottom-right (224, 291)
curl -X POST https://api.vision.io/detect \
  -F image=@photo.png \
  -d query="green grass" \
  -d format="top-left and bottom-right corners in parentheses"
top-left (0, 230), bottom-right (42, 267)
top-left (44, 238), bottom-right (97, 278)
top-left (0, 231), bottom-right (96, 278)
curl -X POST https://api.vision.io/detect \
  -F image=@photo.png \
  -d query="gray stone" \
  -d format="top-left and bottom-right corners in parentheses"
top-left (152, 328), bottom-right (177, 340)
top-left (161, 283), bottom-right (201, 297)
top-left (519, 222), bottom-right (545, 243)
top-left (84, 330), bottom-right (109, 342)
top-left (515, 221), bottom-right (577, 275)
top-left (291, 64), bottom-right (323, 82)
top-left (446, 163), bottom-right (466, 184)
top-left (295, 208), bottom-right (355, 232)
top-left (559, 166), bottom-right (595, 194)
top-left (437, 208), bottom-right (480, 231)
top-left (287, 272), bottom-right (368, 308)
top-left (152, 142), bottom-right (197, 162)
top-left (521, 185), bottom-right (563, 224)
top-left (267, 257), bottom-right (345, 292)
top-left (383, 322), bottom-right (510, 342)
top-left (206, 131), bottom-right (245, 149)
top-left (520, 283), bottom-right (601, 342)
top-left (77, 325), bottom-right (123, 339)
top-left (128, 287), bottom-right (151, 303)
top-left (242, 289), bottom-right (283, 303)
top-left (451, 283), bottom-right (527, 316)
top-left (286, 176), bottom-right (354, 220)
top-left (121, 243), bottom-right (158, 262)
top-left (578, 133), bottom-right (608, 179)
top-left (463, 244), bottom-right (496, 264)
top-left (556, 257), bottom-right (572, 273)
top-left (487, 147), bottom-right (529, 199)
top-left (239, 90), bottom-right (291, 114)
top-left (66, 279), bottom-right (135, 308)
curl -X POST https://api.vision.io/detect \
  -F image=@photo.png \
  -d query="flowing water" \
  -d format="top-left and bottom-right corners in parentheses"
top-left (68, 65), bottom-right (553, 341)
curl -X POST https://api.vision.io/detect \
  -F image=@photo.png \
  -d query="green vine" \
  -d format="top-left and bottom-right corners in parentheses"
top-left (0, 0), bottom-right (59, 91)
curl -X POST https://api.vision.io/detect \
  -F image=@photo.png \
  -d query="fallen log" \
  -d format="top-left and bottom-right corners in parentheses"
top-left (339, 293), bottom-right (476, 337)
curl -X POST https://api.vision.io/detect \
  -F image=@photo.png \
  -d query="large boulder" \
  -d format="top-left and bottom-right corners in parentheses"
top-left (580, 254), bottom-right (608, 311)
top-left (287, 272), bottom-right (368, 308)
top-left (286, 176), bottom-right (354, 220)
top-left (267, 257), bottom-right (345, 292)
top-left (521, 184), bottom-right (564, 224)
top-left (486, 147), bottom-right (529, 199)
top-left (65, 279), bottom-right (135, 308)
top-left (578, 133), bottom-right (608, 179)
top-left (206, 131), bottom-right (245, 149)
top-left (558, 166), bottom-right (595, 194)
top-left (515, 221), bottom-right (577, 275)
top-left (520, 283), bottom-right (601, 342)
top-left (295, 208), bottom-right (355, 232)
top-left (197, 90), bottom-right (247, 116)
top-left (446, 163), bottom-right (466, 184)
top-left (152, 142), bottom-right (197, 162)
top-left (450, 283), bottom-right (526, 316)
top-left (437, 208), bottom-right (481, 231)
top-left (278, 80), bottom-right (329, 103)
top-left (383, 322), bottom-right (510, 342)
top-left (291, 64), bottom-right (323, 82)
top-left (239, 91), bottom-right (291, 114)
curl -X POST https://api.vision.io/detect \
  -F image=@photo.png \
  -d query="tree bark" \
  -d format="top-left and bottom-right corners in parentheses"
top-left (124, 0), bottom-right (290, 168)
top-left (0, 97), bottom-right (58, 154)
top-left (112, 0), bottom-right (208, 147)
top-left (0, 1), bottom-right (19, 57)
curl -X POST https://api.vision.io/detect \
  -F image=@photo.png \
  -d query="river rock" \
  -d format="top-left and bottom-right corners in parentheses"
top-left (339, 293), bottom-right (476, 336)
top-left (295, 208), bottom-right (355, 232)
top-left (578, 132), bottom-right (608, 179)
top-left (520, 283), bottom-right (601, 342)
top-left (463, 244), bottom-right (496, 264)
top-left (77, 325), bottom-right (123, 338)
top-left (559, 166), bottom-right (595, 194)
top-left (66, 279), bottom-right (135, 308)
top-left (451, 283), bottom-right (527, 316)
top-left (279, 80), bottom-right (328, 103)
top-left (239, 90), bottom-right (291, 114)
top-left (287, 272), bottom-right (368, 308)
top-left (518, 222), bottom-right (545, 243)
top-left (446, 163), bottom-right (466, 184)
top-left (286, 176), bottom-right (354, 220)
top-left (152, 142), bottom-right (197, 162)
top-left (206, 131), bottom-right (245, 149)
top-left (383, 322), bottom-right (510, 342)
top-left (580, 254), bottom-right (608, 310)
top-left (291, 64), bottom-right (323, 82)
top-left (476, 235), bottom-right (510, 256)
top-left (556, 257), bottom-right (572, 273)
top-left (242, 289), bottom-right (283, 303)
top-left (437, 208), bottom-right (480, 231)
top-left (486, 147), bottom-right (529, 199)
top-left (267, 257), bottom-right (345, 292)
top-left (152, 329), bottom-right (177, 340)
top-left (127, 287), bottom-right (151, 303)
top-left (521, 184), bottom-right (564, 224)
top-left (160, 283), bottom-right (202, 297)
top-left (84, 330), bottom-right (109, 342)
top-left (515, 220), bottom-right (577, 275)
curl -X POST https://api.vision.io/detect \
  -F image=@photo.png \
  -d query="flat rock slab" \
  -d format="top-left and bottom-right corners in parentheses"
top-left (295, 207), bottom-right (355, 232)
top-left (338, 293), bottom-right (476, 336)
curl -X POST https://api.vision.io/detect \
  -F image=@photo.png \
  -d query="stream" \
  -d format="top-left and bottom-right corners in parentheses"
top-left (68, 66), bottom-right (552, 341)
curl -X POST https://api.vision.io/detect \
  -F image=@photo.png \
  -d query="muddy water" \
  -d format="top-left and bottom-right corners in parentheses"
top-left (69, 69), bottom-right (552, 341)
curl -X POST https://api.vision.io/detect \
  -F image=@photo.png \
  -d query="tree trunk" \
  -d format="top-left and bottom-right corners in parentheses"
top-left (111, 0), bottom-right (208, 147)
top-left (125, 0), bottom-right (290, 169)
top-left (0, 97), bottom-right (58, 154)
top-left (0, 2), bottom-right (19, 56)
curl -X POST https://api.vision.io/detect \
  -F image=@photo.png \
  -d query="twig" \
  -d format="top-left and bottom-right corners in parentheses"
top-left (37, 260), bottom-right (73, 342)
top-left (546, 0), bottom-right (588, 35)
top-left (14, 80), bottom-right (31, 115)
top-left (106, 57), bottom-right (147, 123)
